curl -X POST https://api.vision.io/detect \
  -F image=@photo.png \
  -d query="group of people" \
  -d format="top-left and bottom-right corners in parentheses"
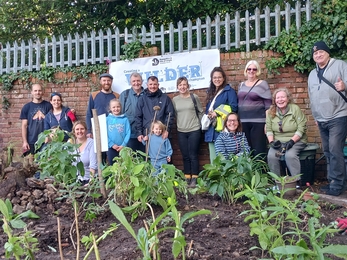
top-left (20, 41), bottom-right (347, 196)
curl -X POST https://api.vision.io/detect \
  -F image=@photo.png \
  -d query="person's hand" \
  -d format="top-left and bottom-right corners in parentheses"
top-left (208, 111), bottom-right (217, 119)
top-left (285, 139), bottom-right (295, 150)
top-left (22, 142), bottom-right (30, 152)
top-left (270, 140), bottom-right (281, 150)
top-left (116, 146), bottom-right (123, 152)
top-left (87, 133), bottom-right (93, 138)
top-left (167, 156), bottom-right (171, 162)
top-left (162, 131), bottom-right (169, 139)
top-left (142, 135), bottom-right (148, 141)
top-left (336, 218), bottom-right (347, 233)
top-left (138, 135), bottom-right (144, 142)
top-left (334, 77), bottom-right (346, 91)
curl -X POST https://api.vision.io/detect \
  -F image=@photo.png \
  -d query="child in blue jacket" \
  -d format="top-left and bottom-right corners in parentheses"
top-left (106, 99), bottom-right (131, 164)
top-left (143, 120), bottom-right (173, 174)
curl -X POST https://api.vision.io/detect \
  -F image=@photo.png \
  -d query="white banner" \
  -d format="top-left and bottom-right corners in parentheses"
top-left (109, 49), bottom-right (220, 94)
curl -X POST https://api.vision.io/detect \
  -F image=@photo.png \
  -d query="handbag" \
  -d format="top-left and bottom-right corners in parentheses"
top-left (201, 114), bottom-right (211, 131)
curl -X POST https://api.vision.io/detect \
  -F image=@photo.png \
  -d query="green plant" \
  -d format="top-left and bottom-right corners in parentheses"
top-left (169, 203), bottom-right (211, 259)
top-left (0, 199), bottom-right (39, 260)
top-left (103, 147), bottom-right (188, 221)
top-left (200, 153), bottom-right (268, 205)
top-left (0, 63), bottom-right (108, 91)
top-left (235, 172), bottom-right (347, 259)
top-left (109, 199), bottom-right (210, 260)
top-left (2, 96), bottom-right (11, 110)
top-left (81, 223), bottom-right (119, 260)
top-left (265, 0), bottom-right (347, 74)
top-left (35, 129), bottom-right (85, 185)
top-left (121, 40), bottom-right (146, 61)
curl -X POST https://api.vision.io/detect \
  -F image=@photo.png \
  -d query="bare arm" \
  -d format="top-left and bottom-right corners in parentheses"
top-left (21, 119), bottom-right (30, 151)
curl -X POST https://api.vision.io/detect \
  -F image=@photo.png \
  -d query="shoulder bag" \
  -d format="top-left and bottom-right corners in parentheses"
top-left (318, 73), bottom-right (347, 103)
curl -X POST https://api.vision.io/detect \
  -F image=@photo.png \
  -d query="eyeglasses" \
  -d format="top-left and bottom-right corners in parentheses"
top-left (247, 68), bottom-right (258, 72)
top-left (278, 121), bottom-right (283, 132)
top-left (51, 92), bottom-right (62, 98)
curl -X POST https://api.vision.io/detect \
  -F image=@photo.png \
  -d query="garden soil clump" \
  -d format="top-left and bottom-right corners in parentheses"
top-left (1, 179), bottom-right (347, 260)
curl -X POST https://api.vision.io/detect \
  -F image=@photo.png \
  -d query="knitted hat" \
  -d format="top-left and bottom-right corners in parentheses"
top-left (312, 41), bottom-right (331, 56)
top-left (99, 73), bottom-right (113, 80)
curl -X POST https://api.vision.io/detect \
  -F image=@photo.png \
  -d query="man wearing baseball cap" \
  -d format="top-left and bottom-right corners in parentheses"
top-left (86, 73), bottom-right (119, 163)
top-left (308, 41), bottom-right (347, 196)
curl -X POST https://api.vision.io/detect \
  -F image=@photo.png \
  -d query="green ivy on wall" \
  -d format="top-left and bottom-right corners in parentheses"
top-left (264, 0), bottom-right (347, 74)
top-left (0, 64), bottom-right (108, 109)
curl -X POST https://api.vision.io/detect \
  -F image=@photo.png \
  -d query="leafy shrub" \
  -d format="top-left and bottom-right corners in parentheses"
top-left (199, 153), bottom-right (268, 205)
top-left (103, 147), bottom-right (188, 221)
top-left (35, 129), bottom-right (85, 185)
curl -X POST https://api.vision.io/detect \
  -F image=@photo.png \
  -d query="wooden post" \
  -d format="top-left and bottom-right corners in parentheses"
top-left (92, 109), bottom-right (107, 198)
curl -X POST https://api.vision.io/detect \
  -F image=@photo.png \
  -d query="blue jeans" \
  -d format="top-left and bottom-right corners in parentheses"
top-left (177, 130), bottom-right (201, 175)
top-left (318, 116), bottom-right (347, 190)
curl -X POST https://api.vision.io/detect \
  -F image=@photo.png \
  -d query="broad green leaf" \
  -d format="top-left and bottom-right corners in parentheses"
top-left (108, 201), bottom-right (136, 239)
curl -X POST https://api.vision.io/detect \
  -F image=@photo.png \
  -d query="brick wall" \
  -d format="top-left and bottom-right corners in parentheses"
top-left (0, 50), bottom-right (327, 179)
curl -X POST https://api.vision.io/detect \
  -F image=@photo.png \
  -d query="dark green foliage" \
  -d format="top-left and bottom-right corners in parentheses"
top-left (265, 0), bottom-right (347, 74)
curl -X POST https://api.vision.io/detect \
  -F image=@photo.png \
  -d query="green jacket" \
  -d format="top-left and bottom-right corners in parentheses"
top-left (266, 103), bottom-right (307, 143)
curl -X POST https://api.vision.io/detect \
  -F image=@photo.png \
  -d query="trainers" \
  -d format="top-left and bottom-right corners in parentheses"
top-left (320, 184), bottom-right (330, 192)
top-left (326, 188), bottom-right (342, 196)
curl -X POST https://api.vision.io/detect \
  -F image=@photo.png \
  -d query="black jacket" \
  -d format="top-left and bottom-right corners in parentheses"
top-left (135, 89), bottom-right (175, 136)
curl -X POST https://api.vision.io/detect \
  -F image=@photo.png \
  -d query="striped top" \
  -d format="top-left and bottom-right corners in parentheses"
top-left (215, 131), bottom-right (250, 159)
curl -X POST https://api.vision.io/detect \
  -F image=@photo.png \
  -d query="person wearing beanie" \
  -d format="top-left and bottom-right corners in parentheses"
top-left (308, 40), bottom-right (347, 196)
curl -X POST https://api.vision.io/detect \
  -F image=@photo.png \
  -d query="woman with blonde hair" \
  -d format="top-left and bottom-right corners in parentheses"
top-left (72, 121), bottom-right (97, 185)
top-left (266, 88), bottom-right (307, 183)
top-left (238, 60), bottom-right (272, 159)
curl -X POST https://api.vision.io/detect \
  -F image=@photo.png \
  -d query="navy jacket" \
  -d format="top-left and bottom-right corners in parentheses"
top-left (44, 106), bottom-right (74, 132)
top-left (135, 89), bottom-right (175, 136)
top-left (204, 84), bottom-right (238, 143)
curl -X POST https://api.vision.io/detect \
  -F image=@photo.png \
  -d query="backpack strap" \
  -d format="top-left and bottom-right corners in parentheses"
top-left (123, 89), bottom-right (130, 106)
top-left (190, 93), bottom-right (199, 119)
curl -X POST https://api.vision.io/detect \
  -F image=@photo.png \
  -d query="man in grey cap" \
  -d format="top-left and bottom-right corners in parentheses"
top-left (308, 41), bottom-right (347, 196)
top-left (86, 73), bottom-right (119, 138)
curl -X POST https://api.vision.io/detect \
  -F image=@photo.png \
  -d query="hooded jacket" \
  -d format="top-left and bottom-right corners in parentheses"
top-left (106, 113), bottom-right (131, 148)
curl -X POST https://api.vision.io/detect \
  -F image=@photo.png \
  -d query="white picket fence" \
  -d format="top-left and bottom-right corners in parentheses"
top-left (0, 1), bottom-right (312, 74)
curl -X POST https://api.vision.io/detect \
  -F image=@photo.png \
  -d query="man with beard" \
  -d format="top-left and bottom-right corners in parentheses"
top-left (86, 73), bottom-right (119, 164)
top-left (20, 83), bottom-right (52, 155)
top-left (86, 73), bottom-right (119, 138)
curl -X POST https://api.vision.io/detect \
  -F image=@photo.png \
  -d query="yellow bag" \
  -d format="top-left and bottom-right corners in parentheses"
top-left (214, 104), bottom-right (232, 132)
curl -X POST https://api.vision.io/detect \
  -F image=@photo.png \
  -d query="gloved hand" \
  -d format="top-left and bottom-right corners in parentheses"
top-left (285, 139), bottom-right (295, 151)
top-left (337, 218), bottom-right (347, 233)
top-left (270, 140), bottom-right (281, 150)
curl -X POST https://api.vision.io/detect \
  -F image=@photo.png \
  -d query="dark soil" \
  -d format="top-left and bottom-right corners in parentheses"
top-left (1, 185), bottom-right (347, 260)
